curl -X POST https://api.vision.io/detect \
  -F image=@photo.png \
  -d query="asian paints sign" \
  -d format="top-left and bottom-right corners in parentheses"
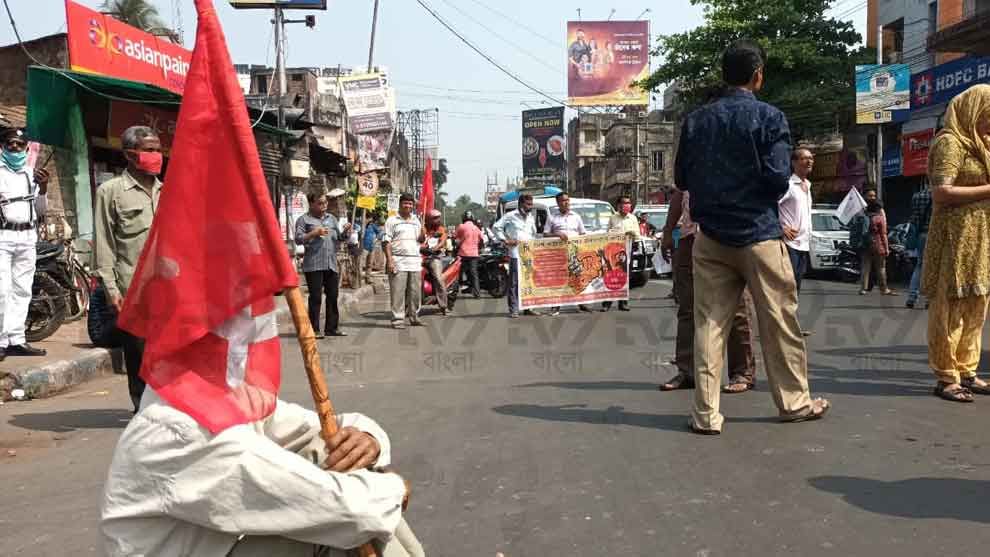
top-left (912, 56), bottom-right (990, 108)
top-left (65, 0), bottom-right (192, 95)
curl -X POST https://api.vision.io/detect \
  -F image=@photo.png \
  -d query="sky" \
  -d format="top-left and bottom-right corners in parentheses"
top-left (2, 0), bottom-right (866, 204)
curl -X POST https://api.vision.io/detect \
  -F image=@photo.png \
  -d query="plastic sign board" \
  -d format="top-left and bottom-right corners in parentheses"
top-left (229, 1), bottom-right (327, 9)
top-left (855, 64), bottom-right (910, 124)
top-left (65, 0), bottom-right (192, 94)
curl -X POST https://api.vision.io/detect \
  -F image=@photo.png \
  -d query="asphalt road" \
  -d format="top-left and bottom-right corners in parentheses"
top-left (2, 279), bottom-right (989, 556)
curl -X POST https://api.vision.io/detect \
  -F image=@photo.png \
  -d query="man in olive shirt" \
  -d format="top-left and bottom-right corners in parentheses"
top-left (94, 126), bottom-right (163, 413)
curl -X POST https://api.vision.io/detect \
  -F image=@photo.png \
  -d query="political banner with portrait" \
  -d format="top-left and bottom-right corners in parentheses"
top-left (566, 21), bottom-right (650, 106)
top-left (518, 233), bottom-right (630, 310)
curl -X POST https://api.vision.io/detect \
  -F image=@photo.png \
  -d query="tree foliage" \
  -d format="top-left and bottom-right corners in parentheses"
top-left (642, 0), bottom-right (873, 139)
top-left (101, 0), bottom-right (171, 36)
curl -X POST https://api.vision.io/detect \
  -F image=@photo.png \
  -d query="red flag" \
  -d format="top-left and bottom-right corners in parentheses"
top-left (118, 0), bottom-right (298, 433)
top-left (418, 156), bottom-right (434, 217)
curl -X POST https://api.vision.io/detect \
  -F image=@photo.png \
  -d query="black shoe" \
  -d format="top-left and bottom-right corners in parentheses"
top-left (905, 300), bottom-right (916, 309)
top-left (618, 303), bottom-right (630, 312)
top-left (328, 330), bottom-right (348, 337)
top-left (578, 305), bottom-right (592, 313)
top-left (5, 344), bottom-right (46, 357)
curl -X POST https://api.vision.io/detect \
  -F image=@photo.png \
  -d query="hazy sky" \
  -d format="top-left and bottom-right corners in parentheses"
top-left (2, 0), bottom-right (866, 204)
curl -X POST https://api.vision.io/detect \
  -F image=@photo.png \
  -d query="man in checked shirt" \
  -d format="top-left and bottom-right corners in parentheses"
top-left (906, 184), bottom-right (933, 309)
top-left (544, 192), bottom-right (591, 316)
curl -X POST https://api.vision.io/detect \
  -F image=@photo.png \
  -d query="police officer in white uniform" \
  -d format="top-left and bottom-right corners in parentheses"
top-left (0, 129), bottom-right (49, 360)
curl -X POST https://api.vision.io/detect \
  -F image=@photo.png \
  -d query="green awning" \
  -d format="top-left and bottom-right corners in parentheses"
top-left (26, 66), bottom-right (291, 147)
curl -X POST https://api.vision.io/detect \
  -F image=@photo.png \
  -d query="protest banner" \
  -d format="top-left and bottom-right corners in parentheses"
top-left (518, 232), bottom-right (629, 309)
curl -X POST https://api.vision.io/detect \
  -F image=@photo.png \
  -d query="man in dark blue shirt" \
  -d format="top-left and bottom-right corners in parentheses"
top-left (674, 40), bottom-right (830, 435)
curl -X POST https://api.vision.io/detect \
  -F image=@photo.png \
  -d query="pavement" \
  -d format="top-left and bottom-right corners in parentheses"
top-left (2, 279), bottom-right (990, 556)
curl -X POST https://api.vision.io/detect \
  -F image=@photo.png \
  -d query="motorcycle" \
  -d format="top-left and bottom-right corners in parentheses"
top-left (26, 240), bottom-right (85, 342)
top-left (835, 242), bottom-right (861, 283)
top-left (477, 242), bottom-right (509, 298)
top-left (422, 255), bottom-right (462, 311)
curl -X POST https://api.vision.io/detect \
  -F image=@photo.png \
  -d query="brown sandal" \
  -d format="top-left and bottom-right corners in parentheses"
top-left (659, 373), bottom-right (694, 391)
top-left (936, 382), bottom-right (976, 402)
top-left (961, 378), bottom-right (990, 395)
top-left (721, 381), bottom-right (754, 394)
top-left (781, 398), bottom-right (831, 422)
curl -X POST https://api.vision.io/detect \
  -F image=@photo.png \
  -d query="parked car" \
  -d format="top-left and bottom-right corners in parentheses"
top-left (808, 206), bottom-right (850, 275)
top-left (635, 204), bottom-right (672, 277)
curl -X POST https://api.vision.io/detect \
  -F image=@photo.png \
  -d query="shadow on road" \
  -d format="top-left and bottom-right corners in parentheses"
top-left (809, 476), bottom-right (990, 523)
top-left (8, 409), bottom-right (132, 433)
top-left (492, 403), bottom-right (777, 431)
top-left (515, 381), bottom-right (659, 391)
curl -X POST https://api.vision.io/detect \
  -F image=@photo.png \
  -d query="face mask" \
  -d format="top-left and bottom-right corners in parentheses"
top-left (620, 203), bottom-right (633, 215)
top-left (133, 151), bottom-right (163, 175)
top-left (2, 149), bottom-right (27, 171)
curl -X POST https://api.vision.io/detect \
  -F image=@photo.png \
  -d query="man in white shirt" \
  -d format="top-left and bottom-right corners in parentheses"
top-left (543, 192), bottom-right (590, 316)
top-left (602, 195), bottom-right (640, 312)
top-left (101, 389), bottom-right (423, 557)
top-left (0, 129), bottom-right (49, 360)
top-left (384, 193), bottom-right (425, 329)
top-left (779, 148), bottom-right (814, 292)
top-left (493, 193), bottom-right (537, 318)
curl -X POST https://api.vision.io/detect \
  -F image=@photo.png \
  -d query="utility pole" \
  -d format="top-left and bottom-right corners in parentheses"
top-left (367, 0), bottom-right (380, 73)
top-left (273, 6), bottom-right (289, 245)
top-left (876, 24), bottom-right (884, 202)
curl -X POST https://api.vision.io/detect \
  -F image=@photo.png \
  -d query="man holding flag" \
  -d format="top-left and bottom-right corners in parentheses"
top-left (100, 2), bottom-right (422, 555)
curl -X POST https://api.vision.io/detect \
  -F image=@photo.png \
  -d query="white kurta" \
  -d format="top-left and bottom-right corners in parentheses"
top-left (101, 390), bottom-right (414, 557)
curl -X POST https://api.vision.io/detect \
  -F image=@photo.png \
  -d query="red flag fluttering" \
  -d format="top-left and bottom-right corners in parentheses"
top-left (418, 156), bottom-right (434, 217)
top-left (118, 0), bottom-right (298, 433)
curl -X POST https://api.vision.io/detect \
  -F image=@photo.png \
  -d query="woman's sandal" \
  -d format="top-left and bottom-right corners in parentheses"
top-left (721, 381), bottom-right (754, 394)
top-left (781, 398), bottom-right (831, 422)
top-left (659, 373), bottom-right (694, 391)
top-left (960, 378), bottom-right (990, 395)
top-left (934, 382), bottom-right (975, 403)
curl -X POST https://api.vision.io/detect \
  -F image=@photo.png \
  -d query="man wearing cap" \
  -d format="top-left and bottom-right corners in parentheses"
top-left (0, 128), bottom-right (49, 360)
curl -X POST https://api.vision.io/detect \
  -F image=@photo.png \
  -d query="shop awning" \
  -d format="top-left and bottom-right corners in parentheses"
top-left (25, 66), bottom-right (292, 147)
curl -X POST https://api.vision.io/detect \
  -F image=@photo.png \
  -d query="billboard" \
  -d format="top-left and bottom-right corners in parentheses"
top-left (855, 64), bottom-right (910, 124)
top-left (65, 0), bottom-right (192, 95)
top-left (566, 21), bottom-right (650, 106)
top-left (911, 55), bottom-right (990, 109)
top-left (230, 1), bottom-right (327, 9)
top-left (340, 73), bottom-right (395, 134)
top-left (522, 107), bottom-right (565, 181)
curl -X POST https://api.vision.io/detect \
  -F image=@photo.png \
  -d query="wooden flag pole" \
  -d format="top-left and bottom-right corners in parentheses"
top-left (283, 286), bottom-right (379, 557)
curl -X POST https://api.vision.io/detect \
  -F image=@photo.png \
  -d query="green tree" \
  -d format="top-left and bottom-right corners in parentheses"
top-left (642, 0), bottom-right (873, 139)
top-left (100, 0), bottom-right (172, 36)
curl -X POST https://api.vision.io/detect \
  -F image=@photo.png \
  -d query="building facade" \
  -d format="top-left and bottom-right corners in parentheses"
top-left (601, 110), bottom-right (676, 205)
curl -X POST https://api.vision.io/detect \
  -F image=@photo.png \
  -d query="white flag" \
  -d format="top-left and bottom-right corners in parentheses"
top-left (836, 187), bottom-right (867, 225)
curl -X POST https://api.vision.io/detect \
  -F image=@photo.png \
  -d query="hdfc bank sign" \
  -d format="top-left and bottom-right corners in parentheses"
top-left (65, 0), bottom-right (192, 95)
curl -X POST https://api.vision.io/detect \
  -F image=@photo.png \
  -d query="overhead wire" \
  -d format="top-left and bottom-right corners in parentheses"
top-left (460, 0), bottom-right (560, 48)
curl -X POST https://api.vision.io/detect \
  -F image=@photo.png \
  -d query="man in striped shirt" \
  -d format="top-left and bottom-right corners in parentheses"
top-left (384, 193), bottom-right (426, 329)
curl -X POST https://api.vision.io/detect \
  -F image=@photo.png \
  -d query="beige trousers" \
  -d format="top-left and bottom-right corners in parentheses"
top-left (228, 517), bottom-right (425, 557)
top-left (691, 231), bottom-right (813, 431)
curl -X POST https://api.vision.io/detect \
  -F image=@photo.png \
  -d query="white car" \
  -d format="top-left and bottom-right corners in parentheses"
top-left (808, 207), bottom-right (850, 273)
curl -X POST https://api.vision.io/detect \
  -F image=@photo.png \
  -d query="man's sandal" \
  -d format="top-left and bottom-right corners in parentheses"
top-left (935, 382), bottom-right (975, 402)
top-left (721, 381), bottom-right (754, 394)
top-left (659, 373), bottom-right (694, 391)
top-left (961, 378), bottom-right (990, 395)
top-left (780, 398), bottom-right (831, 422)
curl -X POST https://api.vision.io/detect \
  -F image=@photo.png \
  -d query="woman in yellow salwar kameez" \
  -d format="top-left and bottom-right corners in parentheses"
top-left (924, 84), bottom-right (990, 403)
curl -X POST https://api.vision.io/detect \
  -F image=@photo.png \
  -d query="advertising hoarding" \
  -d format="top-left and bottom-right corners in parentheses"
top-left (340, 73), bottom-right (395, 134)
top-left (522, 107), bottom-right (565, 181)
top-left (912, 55), bottom-right (990, 108)
top-left (901, 129), bottom-right (934, 176)
top-left (566, 21), bottom-right (649, 106)
top-left (855, 64), bottom-right (910, 124)
top-left (65, 0), bottom-right (192, 95)
top-left (229, 1), bottom-right (327, 9)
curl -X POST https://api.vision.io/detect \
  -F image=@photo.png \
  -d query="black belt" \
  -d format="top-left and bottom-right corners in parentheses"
top-left (0, 222), bottom-right (34, 231)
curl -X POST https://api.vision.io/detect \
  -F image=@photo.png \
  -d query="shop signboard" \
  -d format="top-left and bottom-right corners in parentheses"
top-left (65, 1), bottom-right (193, 95)
top-left (522, 107), bottom-right (565, 181)
top-left (882, 146), bottom-right (901, 178)
top-left (229, 1), bottom-right (327, 8)
top-left (912, 56), bottom-right (990, 109)
top-left (901, 129), bottom-right (935, 177)
top-left (855, 64), bottom-right (910, 124)
top-left (566, 21), bottom-right (650, 106)
top-left (107, 101), bottom-right (179, 153)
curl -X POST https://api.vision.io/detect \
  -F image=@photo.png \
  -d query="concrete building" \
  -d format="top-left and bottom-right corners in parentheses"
top-left (566, 113), bottom-right (619, 199)
top-left (601, 110), bottom-right (677, 205)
